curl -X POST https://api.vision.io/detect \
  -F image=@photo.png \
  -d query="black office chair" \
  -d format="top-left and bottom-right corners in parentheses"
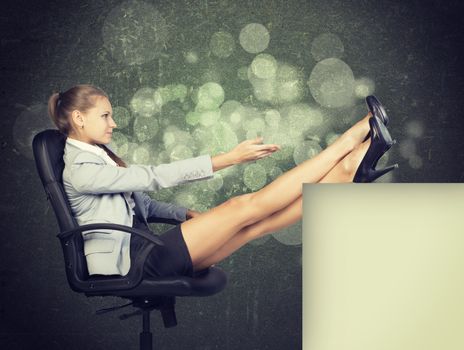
top-left (32, 129), bottom-right (227, 350)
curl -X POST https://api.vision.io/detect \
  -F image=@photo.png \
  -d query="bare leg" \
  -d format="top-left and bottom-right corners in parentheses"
top-left (194, 140), bottom-right (370, 270)
top-left (193, 138), bottom-right (373, 270)
top-left (318, 138), bottom-right (371, 183)
top-left (194, 195), bottom-right (302, 271)
top-left (182, 114), bottom-right (371, 266)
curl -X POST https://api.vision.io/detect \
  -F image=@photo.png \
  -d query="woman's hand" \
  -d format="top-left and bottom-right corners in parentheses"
top-left (230, 137), bottom-right (280, 164)
top-left (211, 137), bottom-right (280, 171)
top-left (186, 209), bottom-right (202, 220)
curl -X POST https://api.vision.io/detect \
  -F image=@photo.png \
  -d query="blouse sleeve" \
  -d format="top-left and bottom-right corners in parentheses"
top-left (67, 151), bottom-right (213, 194)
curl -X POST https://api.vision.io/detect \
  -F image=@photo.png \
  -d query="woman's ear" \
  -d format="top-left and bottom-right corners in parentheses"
top-left (71, 110), bottom-right (84, 129)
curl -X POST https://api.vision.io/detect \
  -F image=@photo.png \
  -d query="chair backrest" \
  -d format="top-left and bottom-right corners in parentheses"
top-left (32, 129), bottom-right (90, 289)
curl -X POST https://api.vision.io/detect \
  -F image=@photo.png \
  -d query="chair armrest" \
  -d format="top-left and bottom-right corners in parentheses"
top-left (57, 223), bottom-right (164, 246)
top-left (56, 223), bottom-right (164, 293)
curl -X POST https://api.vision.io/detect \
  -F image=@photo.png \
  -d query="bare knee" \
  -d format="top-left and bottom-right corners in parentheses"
top-left (226, 193), bottom-right (253, 206)
top-left (225, 193), bottom-right (260, 226)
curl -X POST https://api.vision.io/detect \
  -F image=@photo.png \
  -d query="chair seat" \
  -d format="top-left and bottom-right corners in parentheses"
top-left (85, 266), bottom-right (227, 298)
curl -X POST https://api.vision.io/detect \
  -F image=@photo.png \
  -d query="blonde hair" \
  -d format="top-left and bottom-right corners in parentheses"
top-left (48, 84), bottom-right (127, 167)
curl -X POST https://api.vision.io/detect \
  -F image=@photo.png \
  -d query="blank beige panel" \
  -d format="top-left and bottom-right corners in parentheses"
top-left (303, 184), bottom-right (464, 350)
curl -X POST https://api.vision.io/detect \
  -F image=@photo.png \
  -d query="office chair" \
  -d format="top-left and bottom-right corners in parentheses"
top-left (32, 129), bottom-right (227, 350)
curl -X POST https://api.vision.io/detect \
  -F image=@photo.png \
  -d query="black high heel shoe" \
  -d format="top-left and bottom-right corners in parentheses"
top-left (363, 95), bottom-right (389, 141)
top-left (353, 116), bottom-right (398, 183)
top-left (366, 95), bottom-right (389, 126)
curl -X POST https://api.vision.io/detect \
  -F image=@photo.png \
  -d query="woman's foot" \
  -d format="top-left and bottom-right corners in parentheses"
top-left (338, 139), bottom-right (371, 181)
top-left (366, 95), bottom-right (389, 126)
top-left (363, 95), bottom-right (389, 142)
top-left (343, 113), bottom-right (372, 150)
top-left (353, 116), bottom-right (398, 182)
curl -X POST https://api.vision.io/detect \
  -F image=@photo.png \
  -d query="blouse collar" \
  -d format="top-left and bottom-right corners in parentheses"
top-left (66, 137), bottom-right (117, 166)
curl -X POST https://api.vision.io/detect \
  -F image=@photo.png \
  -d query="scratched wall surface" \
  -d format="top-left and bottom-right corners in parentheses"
top-left (1, 0), bottom-right (463, 349)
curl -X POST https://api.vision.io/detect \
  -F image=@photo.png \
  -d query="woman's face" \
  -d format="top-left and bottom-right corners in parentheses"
top-left (80, 96), bottom-right (117, 145)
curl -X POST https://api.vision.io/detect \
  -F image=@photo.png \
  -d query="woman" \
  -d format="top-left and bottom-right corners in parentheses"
top-left (48, 84), bottom-right (397, 278)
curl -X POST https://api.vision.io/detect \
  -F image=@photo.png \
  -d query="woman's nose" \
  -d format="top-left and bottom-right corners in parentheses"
top-left (109, 117), bottom-right (117, 128)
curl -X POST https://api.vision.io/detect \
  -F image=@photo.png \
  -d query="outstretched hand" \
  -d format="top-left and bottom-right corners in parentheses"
top-left (230, 137), bottom-right (281, 164)
top-left (210, 137), bottom-right (281, 171)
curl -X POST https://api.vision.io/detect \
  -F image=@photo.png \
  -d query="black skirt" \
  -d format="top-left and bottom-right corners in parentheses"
top-left (130, 215), bottom-right (194, 278)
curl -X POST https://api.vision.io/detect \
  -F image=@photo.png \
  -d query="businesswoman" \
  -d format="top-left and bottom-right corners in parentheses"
top-left (48, 84), bottom-right (397, 278)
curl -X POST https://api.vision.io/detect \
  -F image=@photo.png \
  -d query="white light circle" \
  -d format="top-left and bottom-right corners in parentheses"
top-left (193, 122), bottom-right (238, 155)
top-left (257, 156), bottom-right (277, 172)
top-left (175, 190), bottom-right (197, 209)
top-left (285, 103), bottom-right (324, 133)
top-left (112, 106), bottom-right (133, 129)
top-left (186, 111), bottom-right (201, 126)
top-left (243, 117), bottom-right (266, 134)
top-left (276, 79), bottom-right (304, 105)
top-left (409, 155), bottom-right (423, 169)
top-left (196, 82), bottom-right (225, 111)
top-left (220, 100), bottom-right (245, 128)
top-left (399, 139), bottom-right (417, 159)
top-left (308, 58), bottom-right (355, 108)
top-left (109, 131), bottom-right (129, 157)
top-left (133, 116), bottom-right (159, 142)
top-left (354, 77), bottom-right (375, 99)
top-left (171, 84), bottom-right (188, 103)
top-left (264, 109), bottom-right (281, 127)
top-left (268, 166), bottom-right (283, 180)
top-left (170, 144), bottom-right (193, 161)
top-left (251, 78), bottom-right (276, 103)
top-left (251, 54), bottom-right (278, 79)
top-left (207, 173), bottom-right (224, 191)
top-left (199, 109), bottom-right (221, 127)
top-left (250, 62), bottom-right (305, 105)
top-left (239, 23), bottom-right (270, 54)
top-left (130, 87), bottom-right (162, 117)
top-left (272, 221), bottom-right (302, 245)
top-left (293, 140), bottom-right (322, 165)
top-left (155, 86), bottom-right (172, 106)
top-left (184, 50), bottom-right (199, 64)
top-left (163, 126), bottom-right (194, 152)
top-left (163, 130), bottom-right (176, 148)
top-left (243, 163), bottom-right (267, 191)
top-left (405, 120), bottom-right (424, 138)
top-left (131, 145), bottom-right (151, 164)
top-left (263, 128), bottom-right (294, 161)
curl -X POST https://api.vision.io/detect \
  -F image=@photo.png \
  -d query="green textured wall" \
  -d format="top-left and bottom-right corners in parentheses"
top-left (1, 0), bottom-right (463, 349)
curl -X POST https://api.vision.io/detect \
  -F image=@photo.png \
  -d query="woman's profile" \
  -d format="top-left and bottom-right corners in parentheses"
top-left (47, 84), bottom-right (397, 278)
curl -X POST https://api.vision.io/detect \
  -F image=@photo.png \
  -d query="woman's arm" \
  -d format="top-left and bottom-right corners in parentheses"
top-left (66, 137), bottom-right (279, 194)
top-left (211, 137), bottom-right (280, 171)
top-left (67, 151), bottom-right (213, 194)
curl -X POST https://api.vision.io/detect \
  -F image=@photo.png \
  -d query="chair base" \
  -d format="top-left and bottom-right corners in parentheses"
top-left (140, 309), bottom-right (153, 350)
top-left (96, 296), bottom-right (177, 350)
top-left (134, 297), bottom-right (178, 350)
top-left (132, 296), bottom-right (177, 328)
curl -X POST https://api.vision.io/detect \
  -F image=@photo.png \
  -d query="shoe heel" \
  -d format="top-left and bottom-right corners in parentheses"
top-left (371, 163), bottom-right (399, 182)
